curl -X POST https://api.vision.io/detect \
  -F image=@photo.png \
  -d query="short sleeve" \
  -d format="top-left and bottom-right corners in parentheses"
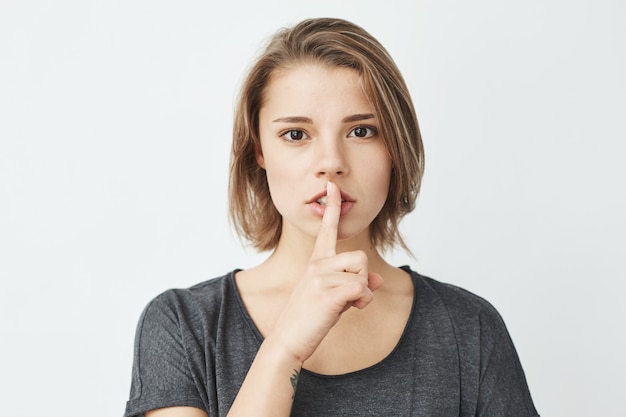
top-left (124, 293), bottom-right (208, 417)
top-left (476, 306), bottom-right (539, 417)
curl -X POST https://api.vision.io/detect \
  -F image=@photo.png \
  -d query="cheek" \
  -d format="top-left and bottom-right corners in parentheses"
top-left (260, 153), bottom-right (299, 207)
top-left (262, 154), bottom-right (290, 184)
top-left (372, 156), bottom-right (393, 207)
top-left (364, 151), bottom-right (392, 188)
top-left (377, 166), bottom-right (393, 203)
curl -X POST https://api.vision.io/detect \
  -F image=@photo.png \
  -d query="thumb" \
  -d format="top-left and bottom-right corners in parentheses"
top-left (368, 272), bottom-right (384, 292)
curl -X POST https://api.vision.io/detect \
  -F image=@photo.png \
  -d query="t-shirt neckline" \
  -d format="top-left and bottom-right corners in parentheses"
top-left (227, 265), bottom-right (420, 379)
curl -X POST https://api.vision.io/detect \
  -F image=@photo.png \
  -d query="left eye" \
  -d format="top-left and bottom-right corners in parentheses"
top-left (349, 126), bottom-right (377, 138)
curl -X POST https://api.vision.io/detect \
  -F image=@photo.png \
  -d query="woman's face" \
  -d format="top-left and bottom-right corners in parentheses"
top-left (257, 63), bottom-right (392, 244)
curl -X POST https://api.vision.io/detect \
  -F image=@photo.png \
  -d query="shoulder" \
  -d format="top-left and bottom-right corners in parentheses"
top-left (149, 271), bottom-right (235, 310)
top-left (406, 271), bottom-right (539, 416)
top-left (405, 267), bottom-right (509, 341)
top-left (136, 271), bottom-right (240, 338)
top-left (126, 274), bottom-right (240, 417)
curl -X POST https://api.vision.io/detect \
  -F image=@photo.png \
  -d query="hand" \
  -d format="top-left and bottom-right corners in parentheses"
top-left (269, 181), bottom-right (384, 364)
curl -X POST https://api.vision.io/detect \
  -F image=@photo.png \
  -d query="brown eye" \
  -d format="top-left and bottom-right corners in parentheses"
top-left (349, 126), bottom-right (377, 138)
top-left (289, 130), bottom-right (304, 140)
top-left (281, 130), bottom-right (308, 141)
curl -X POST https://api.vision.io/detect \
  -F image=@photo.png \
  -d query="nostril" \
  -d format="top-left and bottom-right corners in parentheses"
top-left (316, 170), bottom-right (345, 177)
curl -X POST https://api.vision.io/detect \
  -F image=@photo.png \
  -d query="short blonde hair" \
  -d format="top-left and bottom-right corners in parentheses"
top-left (229, 17), bottom-right (424, 253)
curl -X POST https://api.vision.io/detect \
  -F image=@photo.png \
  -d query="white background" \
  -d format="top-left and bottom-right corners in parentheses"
top-left (1, 0), bottom-right (624, 416)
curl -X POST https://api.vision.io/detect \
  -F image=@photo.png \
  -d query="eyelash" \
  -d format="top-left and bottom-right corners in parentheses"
top-left (279, 126), bottom-right (378, 142)
top-left (348, 126), bottom-right (378, 139)
top-left (280, 130), bottom-right (309, 142)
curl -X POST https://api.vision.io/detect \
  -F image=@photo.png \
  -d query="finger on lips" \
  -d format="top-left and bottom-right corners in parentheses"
top-left (308, 181), bottom-right (379, 310)
top-left (311, 181), bottom-right (341, 260)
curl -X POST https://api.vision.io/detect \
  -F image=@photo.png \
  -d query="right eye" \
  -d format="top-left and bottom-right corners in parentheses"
top-left (280, 130), bottom-right (309, 142)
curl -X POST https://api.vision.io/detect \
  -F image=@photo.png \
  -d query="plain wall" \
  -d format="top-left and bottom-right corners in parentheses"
top-left (1, 0), bottom-right (624, 416)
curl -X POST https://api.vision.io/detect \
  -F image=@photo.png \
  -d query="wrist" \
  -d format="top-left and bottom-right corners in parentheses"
top-left (259, 334), bottom-right (306, 370)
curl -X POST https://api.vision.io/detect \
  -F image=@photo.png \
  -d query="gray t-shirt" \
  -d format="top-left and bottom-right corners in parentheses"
top-left (124, 267), bottom-right (539, 417)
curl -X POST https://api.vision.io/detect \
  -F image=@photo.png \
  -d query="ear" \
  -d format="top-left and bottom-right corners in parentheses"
top-left (256, 149), bottom-right (266, 169)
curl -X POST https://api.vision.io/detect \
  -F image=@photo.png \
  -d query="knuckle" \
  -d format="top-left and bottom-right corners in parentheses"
top-left (348, 280), bottom-right (367, 294)
top-left (358, 289), bottom-right (374, 305)
top-left (307, 259), bottom-right (323, 274)
top-left (353, 250), bottom-right (368, 265)
top-left (307, 274), bottom-right (326, 291)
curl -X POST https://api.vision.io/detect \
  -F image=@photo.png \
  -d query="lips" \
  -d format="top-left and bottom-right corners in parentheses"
top-left (307, 188), bottom-right (355, 217)
top-left (306, 189), bottom-right (355, 205)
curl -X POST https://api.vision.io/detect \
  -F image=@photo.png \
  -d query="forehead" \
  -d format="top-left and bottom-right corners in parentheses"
top-left (260, 64), bottom-right (375, 119)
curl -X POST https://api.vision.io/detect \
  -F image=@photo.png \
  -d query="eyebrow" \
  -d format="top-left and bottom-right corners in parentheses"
top-left (272, 116), bottom-right (313, 123)
top-left (342, 113), bottom-right (375, 123)
top-left (272, 113), bottom-right (375, 123)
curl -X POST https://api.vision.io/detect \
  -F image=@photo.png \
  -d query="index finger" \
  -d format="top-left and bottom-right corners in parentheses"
top-left (310, 181), bottom-right (341, 260)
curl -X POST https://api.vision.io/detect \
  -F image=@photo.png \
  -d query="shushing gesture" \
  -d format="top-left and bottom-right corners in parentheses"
top-left (271, 181), bottom-right (384, 365)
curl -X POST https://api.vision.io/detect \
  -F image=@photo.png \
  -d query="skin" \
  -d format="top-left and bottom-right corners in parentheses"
top-left (257, 64), bottom-right (393, 249)
top-left (146, 64), bottom-right (414, 417)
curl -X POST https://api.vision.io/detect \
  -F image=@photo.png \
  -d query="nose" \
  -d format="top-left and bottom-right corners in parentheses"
top-left (314, 135), bottom-right (349, 178)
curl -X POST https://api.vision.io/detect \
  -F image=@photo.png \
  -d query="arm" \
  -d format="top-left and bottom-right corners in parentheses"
top-left (476, 307), bottom-right (539, 417)
top-left (146, 407), bottom-right (209, 417)
top-left (226, 337), bottom-right (303, 416)
top-left (135, 182), bottom-right (381, 417)
top-left (138, 340), bottom-right (300, 417)
top-left (227, 181), bottom-right (382, 416)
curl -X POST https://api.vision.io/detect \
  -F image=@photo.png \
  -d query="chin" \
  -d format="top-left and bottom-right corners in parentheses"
top-left (336, 224), bottom-right (372, 245)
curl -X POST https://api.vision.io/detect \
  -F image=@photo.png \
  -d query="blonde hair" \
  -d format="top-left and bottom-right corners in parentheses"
top-left (229, 17), bottom-right (424, 253)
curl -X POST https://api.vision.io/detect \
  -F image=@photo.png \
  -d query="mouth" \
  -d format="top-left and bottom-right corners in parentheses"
top-left (315, 196), bottom-right (345, 206)
top-left (307, 188), bottom-right (356, 217)
top-left (307, 190), bottom-right (355, 206)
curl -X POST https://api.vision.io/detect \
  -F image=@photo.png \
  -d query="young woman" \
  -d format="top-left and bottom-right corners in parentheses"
top-left (124, 18), bottom-right (539, 417)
